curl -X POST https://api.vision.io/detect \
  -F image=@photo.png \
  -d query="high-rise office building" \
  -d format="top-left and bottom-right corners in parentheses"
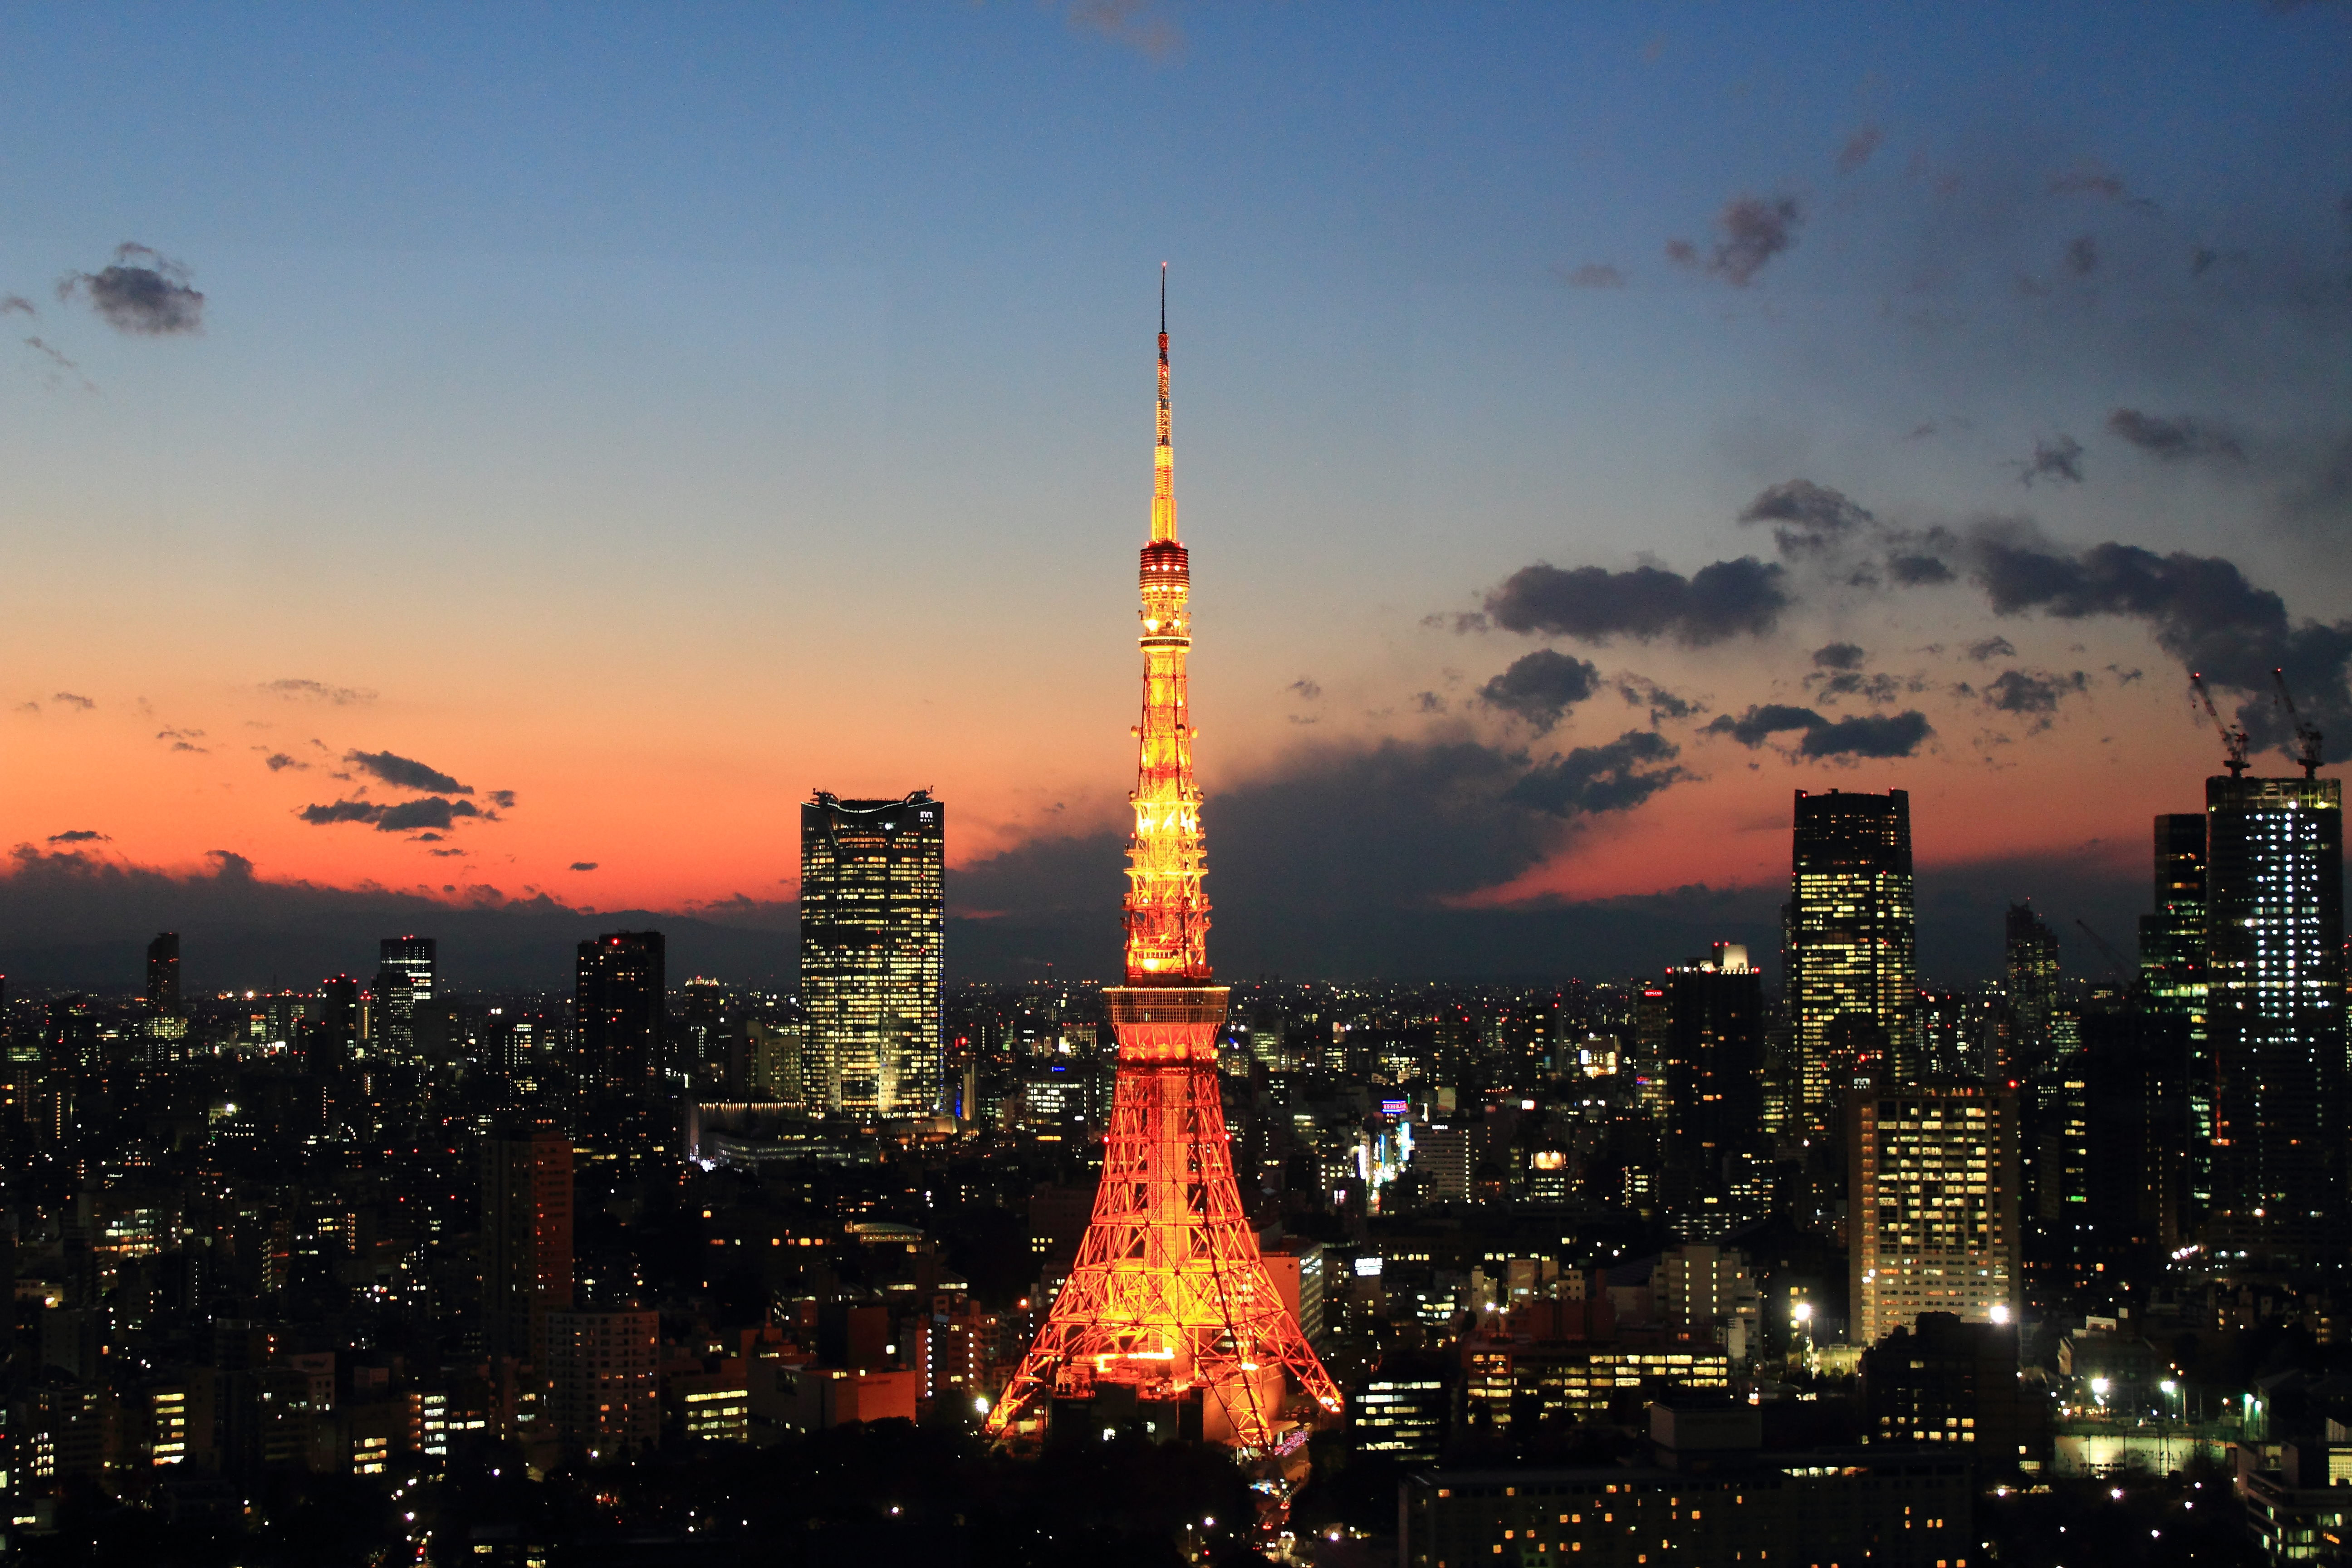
top-left (2139, 813), bottom-right (2209, 1012)
top-left (144, 932), bottom-right (187, 1064)
top-left (2003, 903), bottom-right (2060, 1066)
top-left (1788, 789), bottom-right (1917, 1136)
top-left (576, 932), bottom-right (666, 1106)
top-left (2204, 773), bottom-right (2345, 1267)
top-left (544, 1307), bottom-right (658, 1459)
top-left (1662, 944), bottom-right (1765, 1230)
top-left (311, 975), bottom-right (361, 1072)
top-left (800, 790), bottom-right (944, 1118)
top-left (482, 1125), bottom-right (574, 1367)
top-left (373, 936), bottom-right (436, 1058)
top-left (1850, 1079), bottom-right (2020, 1346)
top-left (2138, 812), bottom-right (2212, 1199)
top-left (145, 933), bottom-right (180, 1015)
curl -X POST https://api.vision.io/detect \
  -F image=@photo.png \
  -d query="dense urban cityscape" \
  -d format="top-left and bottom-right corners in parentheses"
top-left (4, 290), bottom-right (2347, 1567)
top-left (0, 744), bottom-right (2342, 1566)
top-left (6, 6), bottom-right (2350, 1568)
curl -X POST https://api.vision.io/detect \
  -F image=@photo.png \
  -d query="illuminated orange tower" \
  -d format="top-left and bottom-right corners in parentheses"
top-left (987, 270), bottom-right (1342, 1452)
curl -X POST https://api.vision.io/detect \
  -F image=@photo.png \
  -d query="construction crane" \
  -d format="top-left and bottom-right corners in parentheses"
top-left (2074, 918), bottom-right (2133, 984)
top-left (2273, 666), bottom-right (2324, 779)
top-left (2189, 672), bottom-right (2249, 777)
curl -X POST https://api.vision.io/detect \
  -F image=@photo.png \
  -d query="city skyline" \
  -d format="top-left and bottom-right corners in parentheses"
top-left (2, 5), bottom-right (2349, 991)
top-left (6, 13), bottom-right (2352, 1556)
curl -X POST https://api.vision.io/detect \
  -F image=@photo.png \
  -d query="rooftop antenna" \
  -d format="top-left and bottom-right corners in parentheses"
top-left (2272, 667), bottom-right (2323, 779)
top-left (2190, 672), bottom-right (2249, 777)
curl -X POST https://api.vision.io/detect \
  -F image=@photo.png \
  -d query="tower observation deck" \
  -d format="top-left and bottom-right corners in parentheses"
top-left (984, 272), bottom-right (1343, 1457)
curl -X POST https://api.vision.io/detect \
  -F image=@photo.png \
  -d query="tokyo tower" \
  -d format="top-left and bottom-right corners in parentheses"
top-left (985, 270), bottom-right (1343, 1453)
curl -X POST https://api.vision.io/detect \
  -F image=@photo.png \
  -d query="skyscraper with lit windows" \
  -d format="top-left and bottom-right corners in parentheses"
top-left (2139, 811), bottom-right (2211, 1202)
top-left (373, 936), bottom-right (436, 1058)
top-left (2003, 902), bottom-right (2059, 1067)
top-left (1850, 1078), bottom-right (2020, 1346)
top-left (1787, 789), bottom-right (1917, 1137)
top-left (799, 791), bottom-right (944, 1118)
top-left (2204, 773), bottom-right (2344, 1267)
top-left (577, 931), bottom-right (666, 1105)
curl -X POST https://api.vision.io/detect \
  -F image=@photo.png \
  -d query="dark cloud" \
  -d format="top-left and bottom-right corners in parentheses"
top-left (0, 845), bottom-right (793, 991)
top-left (379, 798), bottom-right (478, 833)
top-left (1411, 691), bottom-right (1447, 714)
top-left (57, 243), bottom-right (206, 336)
top-left (1614, 675), bottom-right (1696, 722)
top-left (2063, 234), bottom-right (2100, 277)
top-left (52, 692), bottom-right (94, 710)
top-left (1286, 677), bottom-right (1322, 702)
top-left (1965, 636), bottom-right (2019, 662)
top-left (1737, 479), bottom-right (1877, 556)
top-left (344, 749), bottom-right (472, 794)
top-left (960, 729), bottom-right (1698, 972)
top-left (1705, 704), bottom-right (1829, 749)
top-left (298, 796), bottom-right (484, 833)
top-left (1706, 704), bottom-right (1933, 759)
top-left (1506, 730), bottom-right (1687, 816)
top-left (570, 862), bottom-right (599, 872)
top-left (1811, 671), bottom-right (1906, 704)
top-left (1669, 194), bottom-right (1806, 287)
top-left (47, 830), bottom-right (108, 844)
top-left (1478, 650), bottom-right (1602, 733)
top-left (1982, 667), bottom-right (2090, 725)
top-left (1888, 554), bottom-right (1957, 586)
top-left (2107, 408), bottom-right (2247, 465)
top-left (264, 678), bottom-right (377, 706)
top-left (1812, 642), bottom-right (1867, 671)
top-left (2012, 435), bottom-right (2085, 487)
top-left (1479, 557), bottom-right (1788, 645)
top-left (264, 753), bottom-right (308, 772)
top-left (489, 789), bottom-right (518, 809)
top-left (1561, 263), bottom-right (1625, 289)
top-left (1800, 710), bottom-right (1934, 758)
top-left (1963, 532), bottom-right (2352, 750)
top-left (297, 800), bottom-right (381, 826)
top-left (1838, 124), bottom-right (1885, 174)
top-left (0, 296), bottom-right (32, 316)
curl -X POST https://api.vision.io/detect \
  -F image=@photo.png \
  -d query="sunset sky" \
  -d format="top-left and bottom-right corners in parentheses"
top-left (2, 3), bottom-right (2347, 987)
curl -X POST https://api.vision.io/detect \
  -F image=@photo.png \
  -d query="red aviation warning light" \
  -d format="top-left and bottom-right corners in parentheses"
top-left (985, 275), bottom-right (1342, 1459)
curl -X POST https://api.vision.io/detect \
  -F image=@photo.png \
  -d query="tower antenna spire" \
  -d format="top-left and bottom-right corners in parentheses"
top-left (1152, 264), bottom-right (1175, 542)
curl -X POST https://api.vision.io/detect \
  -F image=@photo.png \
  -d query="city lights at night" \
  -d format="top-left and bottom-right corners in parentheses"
top-left (0, 5), bottom-right (2347, 1567)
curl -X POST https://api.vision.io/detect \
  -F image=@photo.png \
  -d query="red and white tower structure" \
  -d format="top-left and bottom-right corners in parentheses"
top-left (985, 272), bottom-right (1343, 1452)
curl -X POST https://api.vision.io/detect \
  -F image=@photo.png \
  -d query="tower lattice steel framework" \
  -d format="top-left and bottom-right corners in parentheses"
top-left (985, 272), bottom-right (1343, 1453)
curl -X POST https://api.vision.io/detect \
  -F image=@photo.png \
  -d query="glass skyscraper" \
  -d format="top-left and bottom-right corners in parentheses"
top-left (2138, 812), bottom-right (2210, 1201)
top-left (2204, 774), bottom-right (2345, 1267)
top-left (1787, 788), bottom-right (1917, 1138)
top-left (373, 935), bottom-right (436, 1058)
top-left (1662, 945), bottom-right (1765, 1232)
top-left (576, 931), bottom-right (666, 1105)
top-left (800, 790), bottom-right (945, 1118)
top-left (2002, 902), bottom-right (2060, 1068)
